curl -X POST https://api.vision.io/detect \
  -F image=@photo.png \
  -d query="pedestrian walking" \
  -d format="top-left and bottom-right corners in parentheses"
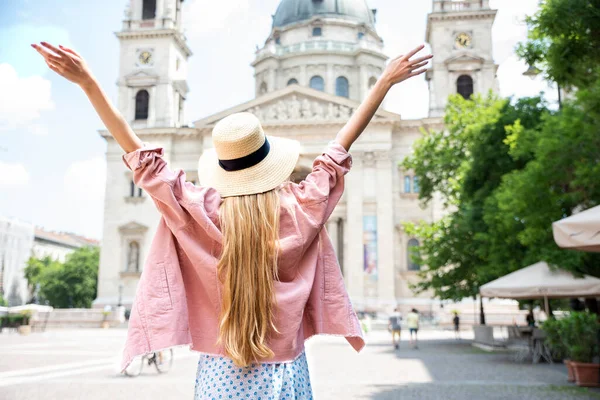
top-left (407, 308), bottom-right (420, 349)
top-left (388, 307), bottom-right (402, 349)
top-left (453, 312), bottom-right (460, 340)
top-left (32, 40), bottom-right (431, 399)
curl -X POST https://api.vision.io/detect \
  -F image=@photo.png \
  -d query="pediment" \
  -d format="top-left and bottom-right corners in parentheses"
top-left (123, 70), bottom-right (160, 87)
top-left (194, 85), bottom-right (400, 129)
top-left (118, 221), bottom-right (149, 234)
top-left (445, 54), bottom-right (485, 65)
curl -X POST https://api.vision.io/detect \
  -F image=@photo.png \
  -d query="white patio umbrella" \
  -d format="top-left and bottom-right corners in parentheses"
top-left (480, 261), bottom-right (600, 315)
top-left (553, 205), bottom-right (600, 252)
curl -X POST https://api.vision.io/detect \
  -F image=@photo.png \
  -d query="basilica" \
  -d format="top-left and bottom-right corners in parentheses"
top-left (93, 0), bottom-right (499, 313)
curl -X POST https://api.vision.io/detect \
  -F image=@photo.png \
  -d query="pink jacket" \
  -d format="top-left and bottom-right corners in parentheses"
top-left (120, 141), bottom-right (365, 372)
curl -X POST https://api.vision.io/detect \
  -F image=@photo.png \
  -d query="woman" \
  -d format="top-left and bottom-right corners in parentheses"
top-left (32, 41), bottom-right (431, 399)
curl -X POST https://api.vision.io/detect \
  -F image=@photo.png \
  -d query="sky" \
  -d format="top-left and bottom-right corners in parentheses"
top-left (0, 0), bottom-right (554, 241)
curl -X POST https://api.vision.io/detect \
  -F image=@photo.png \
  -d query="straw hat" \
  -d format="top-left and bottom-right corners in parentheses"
top-left (198, 112), bottom-right (301, 198)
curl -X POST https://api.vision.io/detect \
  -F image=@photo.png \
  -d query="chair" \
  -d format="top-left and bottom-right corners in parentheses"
top-left (531, 328), bottom-right (553, 364)
top-left (506, 326), bottom-right (531, 362)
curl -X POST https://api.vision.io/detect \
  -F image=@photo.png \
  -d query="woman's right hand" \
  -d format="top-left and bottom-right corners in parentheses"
top-left (381, 44), bottom-right (433, 88)
top-left (31, 42), bottom-right (96, 89)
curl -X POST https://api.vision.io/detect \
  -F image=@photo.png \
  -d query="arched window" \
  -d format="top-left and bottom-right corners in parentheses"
top-left (413, 176), bottom-right (420, 193)
top-left (287, 78), bottom-right (298, 86)
top-left (368, 77), bottom-right (378, 90)
top-left (259, 82), bottom-right (268, 95)
top-left (457, 75), bottom-right (474, 99)
top-left (127, 241), bottom-right (140, 272)
top-left (142, 0), bottom-right (156, 20)
top-left (407, 239), bottom-right (420, 271)
top-left (404, 176), bottom-right (411, 193)
top-left (336, 76), bottom-right (349, 98)
top-left (310, 76), bottom-right (325, 91)
top-left (135, 90), bottom-right (149, 120)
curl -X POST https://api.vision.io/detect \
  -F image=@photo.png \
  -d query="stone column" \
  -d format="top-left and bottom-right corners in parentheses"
top-left (326, 64), bottom-right (335, 96)
top-left (376, 151), bottom-right (395, 308)
top-left (345, 156), bottom-right (364, 307)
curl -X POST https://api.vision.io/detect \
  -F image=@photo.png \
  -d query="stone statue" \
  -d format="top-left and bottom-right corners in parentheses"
top-left (301, 99), bottom-right (312, 119)
top-left (313, 101), bottom-right (325, 120)
top-left (266, 105), bottom-right (277, 121)
top-left (276, 100), bottom-right (288, 120)
top-left (326, 103), bottom-right (338, 120)
top-left (288, 96), bottom-right (301, 119)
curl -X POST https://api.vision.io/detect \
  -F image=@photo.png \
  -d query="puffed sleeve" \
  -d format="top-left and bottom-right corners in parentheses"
top-left (290, 141), bottom-right (352, 227)
top-left (123, 145), bottom-right (191, 231)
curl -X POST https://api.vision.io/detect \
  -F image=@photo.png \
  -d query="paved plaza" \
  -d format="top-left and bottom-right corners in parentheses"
top-left (0, 328), bottom-right (598, 400)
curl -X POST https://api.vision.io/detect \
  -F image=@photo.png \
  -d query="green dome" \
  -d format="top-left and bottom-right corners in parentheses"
top-left (273, 0), bottom-right (376, 29)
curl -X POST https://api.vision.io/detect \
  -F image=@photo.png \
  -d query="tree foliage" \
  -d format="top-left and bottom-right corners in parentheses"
top-left (403, 0), bottom-right (600, 301)
top-left (24, 246), bottom-right (99, 308)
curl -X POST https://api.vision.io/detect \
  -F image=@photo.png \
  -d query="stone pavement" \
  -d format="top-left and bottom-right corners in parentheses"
top-left (0, 328), bottom-right (598, 399)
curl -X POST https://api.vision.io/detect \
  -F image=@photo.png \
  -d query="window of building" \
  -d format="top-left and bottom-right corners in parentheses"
top-left (275, 36), bottom-right (281, 45)
top-left (413, 176), bottom-right (420, 193)
top-left (368, 76), bottom-right (378, 91)
top-left (312, 27), bottom-right (322, 37)
top-left (310, 76), bottom-right (325, 92)
top-left (407, 239), bottom-right (420, 271)
top-left (457, 75), bottom-right (474, 99)
top-left (135, 89), bottom-right (149, 120)
top-left (259, 82), bottom-right (268, 95)
top-left (404, 176), bottom-right (411, 193)
top-left (142, 0), bottom-right (156, 20)
top-left (358, 32), bottom-right (365, 40)
top-left (287, 78), bottom-right (298, 86)
top-left (130, 180), bottom-right (143, 198)
top-left (178, 94), bottom-right (184, 125)
top-left (127, 241), bottom-right (140, 272)
top-left (336, 76), bottom-right (349, 98)
top-left (175, 58), bottom-right (180, 71)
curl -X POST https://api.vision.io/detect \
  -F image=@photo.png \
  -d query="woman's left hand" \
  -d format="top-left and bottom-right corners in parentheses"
top-left (31, 42), bottom-right (96, 89)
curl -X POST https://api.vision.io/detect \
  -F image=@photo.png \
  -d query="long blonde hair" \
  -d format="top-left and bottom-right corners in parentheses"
top-left (217, 189), bottom-right (281, 367)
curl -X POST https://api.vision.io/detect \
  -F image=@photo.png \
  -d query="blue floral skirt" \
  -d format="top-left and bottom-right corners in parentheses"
top-left (193, 351), bottom-right (313, 400)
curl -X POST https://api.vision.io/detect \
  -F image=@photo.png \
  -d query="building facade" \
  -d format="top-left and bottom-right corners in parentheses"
top-left (0, 216), bottom-right (99, 306)
top-left (94, 0), bottom-right (498, 313)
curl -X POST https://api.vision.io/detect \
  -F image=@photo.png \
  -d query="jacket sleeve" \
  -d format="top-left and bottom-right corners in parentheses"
top-left (123, 145), bottom-right (191, 231)
top-left (290, 141), bottom-right (352, 227)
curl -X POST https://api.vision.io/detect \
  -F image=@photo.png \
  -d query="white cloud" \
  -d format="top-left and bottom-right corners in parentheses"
top-left (0, 162), bottom-right (30, 186)
top-left (63, 157), bottom-right (107, 238)
top-left (0, 63), bottom-right (54, 132)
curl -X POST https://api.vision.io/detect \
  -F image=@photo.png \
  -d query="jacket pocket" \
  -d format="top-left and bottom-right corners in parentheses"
top-left (157, 261), bottom-right (174, 311)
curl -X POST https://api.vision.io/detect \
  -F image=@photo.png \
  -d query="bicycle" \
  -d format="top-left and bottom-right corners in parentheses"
top-left (123, 349), bottom-right (174, 377)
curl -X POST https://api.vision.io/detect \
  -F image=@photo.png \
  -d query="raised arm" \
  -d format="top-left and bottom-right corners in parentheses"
top-left (335, 44), bottom-right (432, 151)
top-left (32, 42), bottom-right (142, 153)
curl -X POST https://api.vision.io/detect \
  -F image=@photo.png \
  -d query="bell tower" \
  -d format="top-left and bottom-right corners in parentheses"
top-left (116, 0), bottom-right (192, 128)
top-left (425, 0), bottom-right (499, 117)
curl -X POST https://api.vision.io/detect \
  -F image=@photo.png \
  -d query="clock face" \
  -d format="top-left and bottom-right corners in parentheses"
top-left (138, 50), bottom-right (153, 65)
top-left (455, 32), bottom-right (472, 49)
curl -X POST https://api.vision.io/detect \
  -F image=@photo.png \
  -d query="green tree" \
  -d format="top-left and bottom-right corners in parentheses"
top-left (24, 247), bottom-right (100, 308)
top-left (403, 95), bottom-right (547, 300)
top-left (517, 0), bottom-right (600, 90)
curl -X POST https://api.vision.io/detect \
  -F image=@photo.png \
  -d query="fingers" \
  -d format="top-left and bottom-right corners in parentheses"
top-left (410, 54), bottom-right (433, 65)
top-left (41, 41), bottom-right (70, 58)
top-left (32, 43), bottom-right (66, 65)
top-left (409, 68), bottom-right (428, 78)
top-left (59, 45), bottom-right (81, 58)
top-left (411, 61), bottom-right (429, 70)
top-left (404, 44), bottom-right (426, 60)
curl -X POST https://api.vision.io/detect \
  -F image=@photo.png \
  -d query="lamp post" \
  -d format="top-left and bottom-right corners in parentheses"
top-left (523, 66), bottom-right (562, 110)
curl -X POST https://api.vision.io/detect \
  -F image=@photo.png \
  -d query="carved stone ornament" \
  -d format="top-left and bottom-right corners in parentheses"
top-left (248, 96), bottom-right (354, 123)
